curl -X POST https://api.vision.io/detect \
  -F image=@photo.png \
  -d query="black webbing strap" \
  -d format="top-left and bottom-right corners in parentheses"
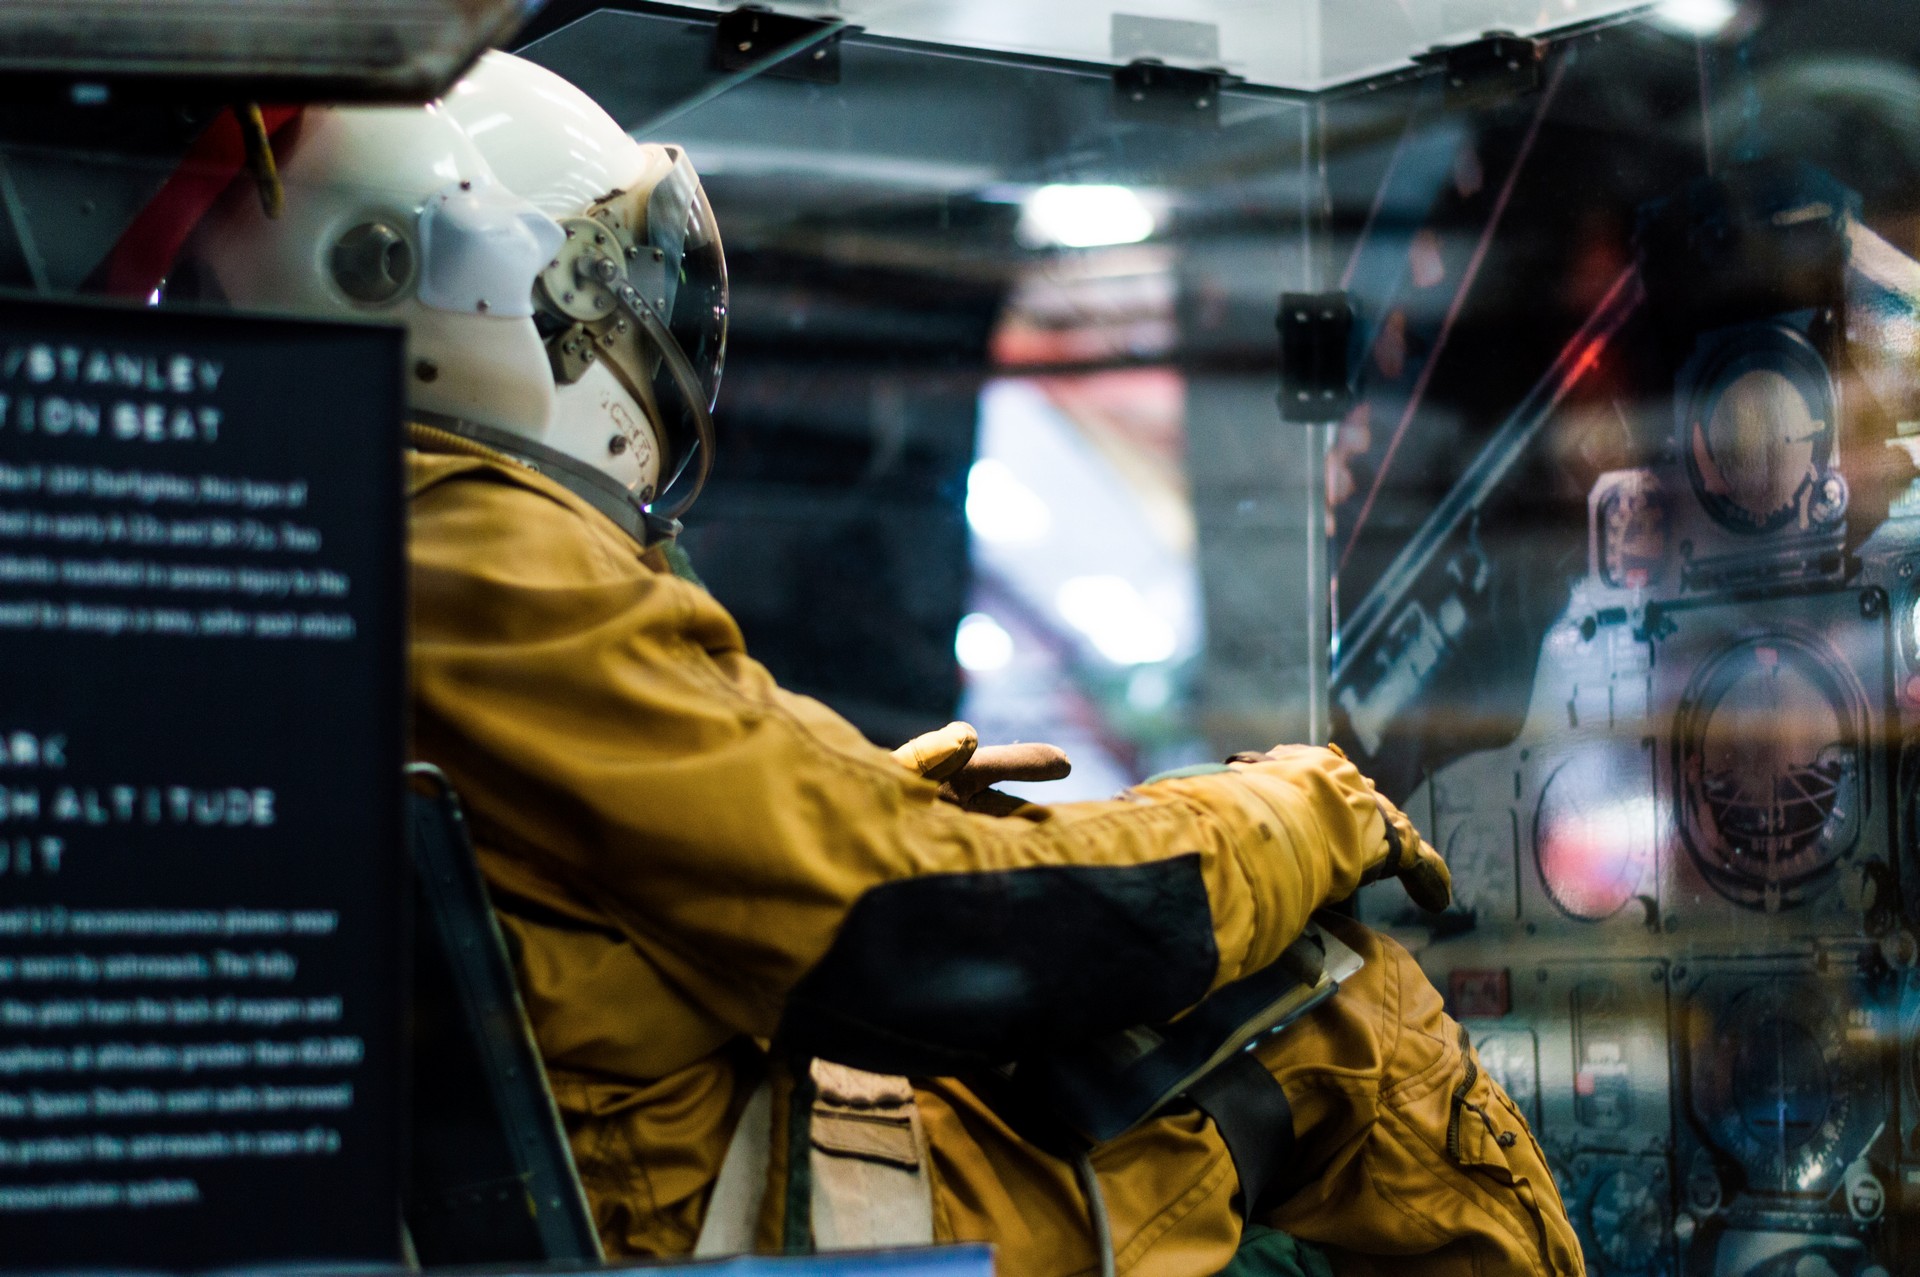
top-left (1185, 1051), bottom-right (1307, 1221)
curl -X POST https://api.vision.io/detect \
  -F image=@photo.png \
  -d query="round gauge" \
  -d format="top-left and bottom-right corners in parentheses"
top-left (1534, 744), bottom-right (1657, 921)
top-left (1898, 584), bottom-right (1920, 701)
top-left (1673, 635), bottom-right (1864, 910)
top-left (1598, 473), bottom-right (1669, 590)
top-left (1472, 1029), bottom-right (1539, 1123)
top-left (1586, 1168), bottom-right (1664, 1273)
top-left (1687, 979), bottom-right (1874, 1197)
top-left (1901, 974), bottom-right (1920, 1156)
top-left (1679, 324), bottom-right (1836, 535)
top-left (1902, 743), bottom-right (1920, 923)
top-left (1445, 815), bottom-right (1515, 920)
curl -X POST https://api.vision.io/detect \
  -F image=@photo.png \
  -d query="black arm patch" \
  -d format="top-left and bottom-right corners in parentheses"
top-left (779, 854), bottom-right (1218, 1075)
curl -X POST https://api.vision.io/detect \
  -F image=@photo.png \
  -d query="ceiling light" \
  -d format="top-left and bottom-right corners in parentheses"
top-left (955, 613), bottom-right (1015, 673)
top-left (1055, 575), bottom-right (1177, 666)
top-left (1651, 0), bottom-right (1738, 37)
top-left (1019, 185), bottom-right (1155, 250)
top-left (966, 459), bottom-right (1052, 544)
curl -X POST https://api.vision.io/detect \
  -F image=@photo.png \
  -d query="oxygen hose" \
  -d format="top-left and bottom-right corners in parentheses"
top-left (1074, 1150), bottom-right (1118, 1277)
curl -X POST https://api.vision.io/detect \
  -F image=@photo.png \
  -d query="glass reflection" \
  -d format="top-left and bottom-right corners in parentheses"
top-left (1324, 4), bottom-right (1920, 1273)
top-left (512, 3), bottom-right (1920, 1271)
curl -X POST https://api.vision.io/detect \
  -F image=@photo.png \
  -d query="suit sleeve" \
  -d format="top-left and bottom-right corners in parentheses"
top-left (409, 467), bottom-right (1396, 1067)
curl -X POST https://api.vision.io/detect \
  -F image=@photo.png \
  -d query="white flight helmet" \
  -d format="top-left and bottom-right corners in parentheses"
top-left (174, 50), bottom-right (726, 539)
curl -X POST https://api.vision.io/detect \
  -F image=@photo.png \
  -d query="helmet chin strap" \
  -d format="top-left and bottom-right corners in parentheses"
top-left (415, 409), bottom-right (683, 549)
top-left (571, 259), bottom-right (715, 520)
top-left (535, 193), bottom-right (717, 521)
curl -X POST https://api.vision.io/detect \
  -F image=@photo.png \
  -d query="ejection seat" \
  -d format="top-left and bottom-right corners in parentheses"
top-left (403, 765), bottom-right (603, 1266)
top-left (399, 760), bottom-right (1323, 1276)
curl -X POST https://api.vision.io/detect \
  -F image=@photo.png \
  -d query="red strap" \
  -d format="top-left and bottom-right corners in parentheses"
top-left (96, 105), bottom-right (301, 300)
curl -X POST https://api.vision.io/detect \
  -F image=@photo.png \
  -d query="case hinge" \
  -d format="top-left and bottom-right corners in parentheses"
top-left (713, 6), bottom-right (848, 83)
top-left (1415, 30), bottom-right (1546, 108)
top-left (1278, 291), bottom-right (1354, 423)
top-left (1112, 60), bottom-right (1222, 126)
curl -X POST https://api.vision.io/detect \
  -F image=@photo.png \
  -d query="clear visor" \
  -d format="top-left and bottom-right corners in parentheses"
top-left (580, 146), bottom-right (727, 511)
top-left (638, 147), bottom-right (728, 412)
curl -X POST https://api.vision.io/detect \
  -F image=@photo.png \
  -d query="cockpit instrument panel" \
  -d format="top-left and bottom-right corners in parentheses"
top-left (1328, 11), bottom-right (1920, 1270)
top-left (1680, 325), bottom-right (1838, 538)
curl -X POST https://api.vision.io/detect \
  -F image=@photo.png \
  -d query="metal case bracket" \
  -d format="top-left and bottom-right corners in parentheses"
top-left (1112, 60), bottom-right (1222, 126)
top-left (1278, 291), bottom-right (1354, 423)
top-left (1415, 31), bottom-right (1546, 108)
top-left (713, 6), bottom-right (847, 83)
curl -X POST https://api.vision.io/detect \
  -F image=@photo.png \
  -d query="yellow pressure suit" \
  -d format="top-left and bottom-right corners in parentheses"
top-left (405, 427), bottom-right (1584, 1277)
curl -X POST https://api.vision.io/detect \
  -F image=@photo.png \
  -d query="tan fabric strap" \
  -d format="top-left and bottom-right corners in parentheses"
top-left (692, 1062), bottom-right (934, 1256)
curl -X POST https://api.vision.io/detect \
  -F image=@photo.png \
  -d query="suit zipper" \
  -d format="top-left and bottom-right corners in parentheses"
top-left (1446, 1023), bottom-right (1478, 1162)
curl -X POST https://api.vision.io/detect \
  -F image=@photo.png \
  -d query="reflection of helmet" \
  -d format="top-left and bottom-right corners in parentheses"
top-left (176, 50), bottom-right (726, 538)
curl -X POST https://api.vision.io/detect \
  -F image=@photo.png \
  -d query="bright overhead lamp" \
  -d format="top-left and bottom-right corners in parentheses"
top-left (1055, 574), bottom-right (1177, 666)
top-left (1650, 0), bottom-right (1739, 37)
top-left (955, 613), bottom-right (1015, 673)
top-left (1019, 185), bottom-right (1156, 250)
top-left (966, 459), bottom-right (1053, 545)
top-left (0, 0), bottom-right (538, 103)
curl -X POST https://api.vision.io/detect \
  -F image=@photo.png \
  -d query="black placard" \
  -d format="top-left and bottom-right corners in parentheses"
top-left (0, 297), bottom-right (406, 1267)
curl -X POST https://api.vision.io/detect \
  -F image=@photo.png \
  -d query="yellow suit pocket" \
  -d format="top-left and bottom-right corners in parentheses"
top-left (1445, 1028), bottom-right (1584, 1277)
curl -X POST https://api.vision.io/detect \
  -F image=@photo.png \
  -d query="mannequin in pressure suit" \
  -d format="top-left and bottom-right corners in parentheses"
top-left (174, 49), bottom-right (1583, 1277)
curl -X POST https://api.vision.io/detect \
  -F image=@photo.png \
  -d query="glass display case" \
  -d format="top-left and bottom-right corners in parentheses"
top-left (1313, 5), bottom-right (1920, 1275)
top-left (511, 3), bottom-right (1920, 1272)
top-left (4, 1), bottom-right (1920, 1271)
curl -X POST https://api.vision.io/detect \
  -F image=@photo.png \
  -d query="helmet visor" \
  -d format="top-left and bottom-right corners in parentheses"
top-left (645, 147), bottom-right (728, 413)
top-left (534, 146), bottom-right (727, 515)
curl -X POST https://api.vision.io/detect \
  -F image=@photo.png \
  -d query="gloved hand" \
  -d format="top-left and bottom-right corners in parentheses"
top-left (890, 720), bottom-right (979, 783)
top-left (891, 721), bottom-right (1072, 814)
top-left (1225, 743), bottom-right (1452, 913)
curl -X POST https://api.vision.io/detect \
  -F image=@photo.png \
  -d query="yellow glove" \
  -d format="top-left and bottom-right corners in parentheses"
top-left (890, 720), bottom-right (979, 782)
top-left (1226, 743), bottom-right (1452, 913)
top-left (892, 721), bottom-right (1072, 813)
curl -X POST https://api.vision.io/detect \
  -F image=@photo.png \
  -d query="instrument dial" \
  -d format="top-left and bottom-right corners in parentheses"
top-left (1598, 472), bottom-right (1669, 590)
top-left (1680, 325), bottom-right (1837, 535)
top-left (1535, 745), bottom-right (1657, 921)
top-left (1446, 814), bottom-right (1516, 921)
top-left (1673, 636), bottom-right (1863, 910)
top-left (1587, 1168), bottom-right (1664, 1273)
top-left (1688, 979), bottom-right (1876, 1198)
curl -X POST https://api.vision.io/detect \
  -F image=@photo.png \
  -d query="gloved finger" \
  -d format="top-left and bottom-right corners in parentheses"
top-left (943, 743), bottom-right (1072, 802)
top-left (960, 742), bottom-right (1072, 787)
top-left (890, 721), bottom-right (979, 782)
top-left (1226, 744), bottom-right (1331, 767)
top-left (1363, 795), bottom-right (1452, 912)
top-left (959, 787), bottom-right (1034, 817)
top-left (1397, 840), bottom-right (1453, 912)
